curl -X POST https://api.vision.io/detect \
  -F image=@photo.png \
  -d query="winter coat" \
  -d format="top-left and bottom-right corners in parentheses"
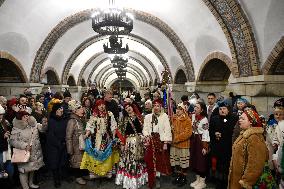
top-left (66, 113), bottom-right (85, 168)
top-left (209, 114), bottom-right (238, 179)
top-left (0, 119), bottom-right (11, 152)
top-left (171, 114), bottom-right (192, 149)
top-left (10, 116), bottom-right (46, 173)
top-left (46, 113), bottom-right (68, 170)
top-left (228, 127), bottom-right (268, 189)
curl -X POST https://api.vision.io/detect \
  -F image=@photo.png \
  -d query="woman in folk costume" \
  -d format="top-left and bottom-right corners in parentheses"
top-left (80, 99), bottom-right (119, 178)
top-left (190, 101), bottom-right (210, 189)
top-left (267, 98), bottom-right (284, 171)
top-left (228, 108), bottom-right (268, 189)
top-left (170, 103), bottom-right (192, 187)
top-left (115, 102), bottom-right (147, 189)
top-left (143, 99), bottom-right (172, 189)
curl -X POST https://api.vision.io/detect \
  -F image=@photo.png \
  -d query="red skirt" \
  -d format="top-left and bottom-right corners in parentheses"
top-left (190, 134), bottom-right (208, 175)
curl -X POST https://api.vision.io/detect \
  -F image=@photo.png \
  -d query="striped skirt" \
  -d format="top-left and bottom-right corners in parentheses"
top-left (170, 147), bottom-right (190, 169)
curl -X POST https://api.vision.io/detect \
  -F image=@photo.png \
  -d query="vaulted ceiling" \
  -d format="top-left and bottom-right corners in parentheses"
top-left (0, 0), bottom-right (283, 88)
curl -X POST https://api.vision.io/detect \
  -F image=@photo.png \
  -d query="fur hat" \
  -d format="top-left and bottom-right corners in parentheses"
top-left (0, 104), bottom-right (5, 114)
top-left (68, 100), bottom-right (82, 112)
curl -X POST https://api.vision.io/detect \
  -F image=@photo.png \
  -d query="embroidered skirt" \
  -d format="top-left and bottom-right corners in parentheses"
top-left (115, 135), bottom-right (148, 189)
top-left (170, 147), bottom-right (190, 169)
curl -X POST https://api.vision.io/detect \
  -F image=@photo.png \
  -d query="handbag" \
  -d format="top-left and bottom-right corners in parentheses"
top-left (11, 148), bottom-right (30, 163)
top-left (11, 127), bottom-right (34, 163)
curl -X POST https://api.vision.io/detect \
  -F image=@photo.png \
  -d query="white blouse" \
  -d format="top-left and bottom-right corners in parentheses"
top-left (143, 112), bottom-right (172, 142)
top-left (192, 114), bottom-right (210, 142)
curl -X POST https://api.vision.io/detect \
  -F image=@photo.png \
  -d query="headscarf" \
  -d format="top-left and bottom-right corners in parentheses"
top-left (124, 102), bottom-right (143, 124)
top-left (243, 108), bottom-right (262, 127)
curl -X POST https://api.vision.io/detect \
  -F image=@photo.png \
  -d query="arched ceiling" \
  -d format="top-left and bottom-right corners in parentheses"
top-left (0, 0), bottom-right (283, 88)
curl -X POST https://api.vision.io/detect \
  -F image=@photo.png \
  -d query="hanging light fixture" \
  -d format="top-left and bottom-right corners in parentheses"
top-left (91, 0), bottom-right (134, 35)
top-left (111, 55), bottom-right (128, 69)
top-left (103, 35), bottom-right (129, 54)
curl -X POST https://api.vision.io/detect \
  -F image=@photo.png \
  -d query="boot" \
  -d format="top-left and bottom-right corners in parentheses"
top-left (177, 175), bottom-right (187, 187)
top-left (155, 177), bottom-right (161, 188)
top-left (172, 174), bottom-right (181, 185)
top-left (52, 169), bottom-right (61, 188)
top-left (190, 175), bottom-right (200, 187)
top-left (29, 171), bottom-right (39, 189)
top-left (19, 172), bottom-right (29, 189)
top-left (75, 177), bottom-right (87, 185)
top-left (194, 177), bottom-right (206, 189)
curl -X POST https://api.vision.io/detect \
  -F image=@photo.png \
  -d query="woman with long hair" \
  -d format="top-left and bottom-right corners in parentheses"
top-left (190, 101), bottom-right (210, 189)
top-left (115, 102), bottom-right (147, 189)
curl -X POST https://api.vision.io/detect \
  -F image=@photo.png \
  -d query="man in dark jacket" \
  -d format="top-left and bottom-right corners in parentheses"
top-left (104, 90), bottom-right (119, 121)
top-left (62, 89), bottom-right (72, 119)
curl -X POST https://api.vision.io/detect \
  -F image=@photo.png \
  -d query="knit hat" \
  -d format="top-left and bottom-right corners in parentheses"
top-left (243, 108), bottom-right (262, 127)
top-left (0, 104), bottom-right (5, 114)
top-left (237, 97), bottom-right (248, 104)
top-left (51, 102), bottom-right (63, 113)
top-left (63, 89), bottom-right (71, 98)
top-left (68, 100), bottom-right (82, 112)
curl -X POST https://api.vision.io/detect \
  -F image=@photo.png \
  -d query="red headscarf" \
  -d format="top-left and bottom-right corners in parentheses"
top-left (92, 99), bottom-right (107, 117)
top-left (243, 108), bottom-right (262, 127)
top-left (152, 99), bottom-right (163, 107)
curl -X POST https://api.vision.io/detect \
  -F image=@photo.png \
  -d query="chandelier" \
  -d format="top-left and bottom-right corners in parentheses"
top-left (115, 68), bottom-right (127, 80)
top-left (111, 55), bottom-right (128, 69)
top-left (103, 35), bottom-right (129, 54)
top-left (91, 0), bottom-right (134, 35)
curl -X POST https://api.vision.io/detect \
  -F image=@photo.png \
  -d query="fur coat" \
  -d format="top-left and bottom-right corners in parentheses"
top-left (66, 113), bottom-right (85, 168)
top-left (228, 127), bottom-right (268, 189)
top-left (10, 116), bottom-right (46, 173)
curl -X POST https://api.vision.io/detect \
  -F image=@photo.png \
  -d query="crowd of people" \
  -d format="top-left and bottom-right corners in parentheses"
top-left (0, 85), bottom-right (283, 189)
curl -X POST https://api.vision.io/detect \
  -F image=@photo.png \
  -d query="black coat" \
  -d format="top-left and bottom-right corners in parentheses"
top-left (105, 99), bottom-right (119, 120)
top-left (209, 113), bottom-right (238, 178)
top-left (0, 120), bottom-right (11, 152)
top-left (46, 113), bottom-right (68, 170)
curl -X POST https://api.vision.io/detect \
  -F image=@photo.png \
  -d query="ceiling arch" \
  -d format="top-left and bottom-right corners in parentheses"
top-left (78, 52), bottom-right (155, 86)
top-left (29, 8), bottom-right (195, 83)
top-left (101, 69), bottom-right (143, 88)
top-left (64, 34), bottom-right (164, 84)
top-left (202, 0), bottom-right (260, 77)
top-left (93, 63), bottom-right (148, 87)
top-left (109, 78), bottom-right (138, 89)
top-left (93, 64), bottom-right (146, 87)
top-left (102, 72), bottom-right (141, 88)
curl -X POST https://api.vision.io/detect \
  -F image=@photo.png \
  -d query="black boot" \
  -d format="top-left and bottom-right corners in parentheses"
top-left (52, 170), bottom-right (61, 188)
top-left (177, 175), bottom-right (187, 187)
top-left (172, 174), bottom-right (181, 185)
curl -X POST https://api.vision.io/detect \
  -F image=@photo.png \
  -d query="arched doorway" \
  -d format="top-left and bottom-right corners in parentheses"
top-left (199, 58), bottom-right (231, 81)
top-left (110, 80), bottom-right (135, 92)
top-left (174, 69), bottom-right (187, 84)
top-left (67, 75), bottom-right (76, 86)
top-left (0, 58), bottom-right (26, 83)
top-left (44, 70), bottom-right (60, 85)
